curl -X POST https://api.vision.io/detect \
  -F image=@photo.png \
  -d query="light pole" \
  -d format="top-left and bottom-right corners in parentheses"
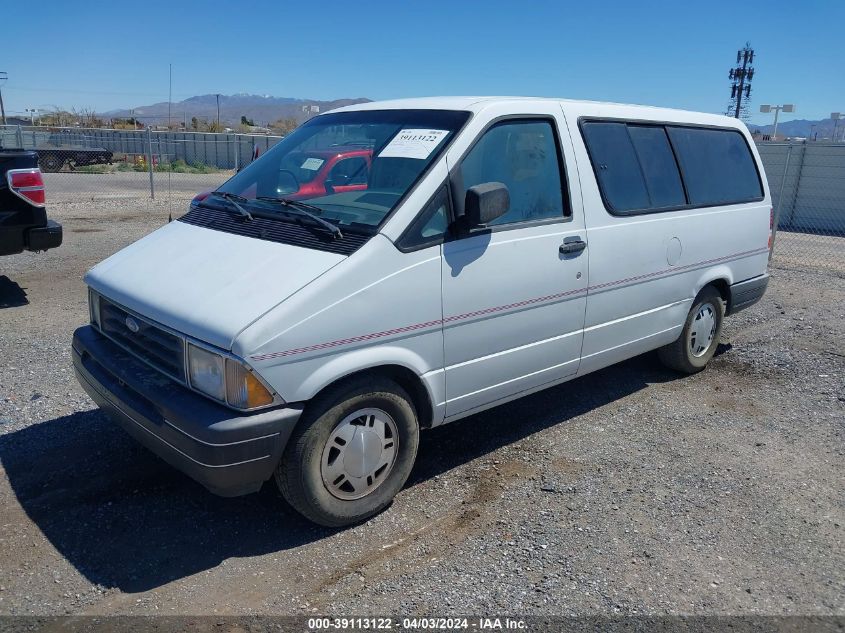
top-left (0, 71), bottom-right (7, 125)
top-left (831, 113), bottom-right (841, 143)
top-left (760, 104), bottom-right (794, 141)
top-left (25, 108), bottom-right (39, 125)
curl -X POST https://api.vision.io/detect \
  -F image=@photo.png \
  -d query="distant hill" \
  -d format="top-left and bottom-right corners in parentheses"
top-left (746, 117), bottom-right (842, 140)
top-left (104, 93), bottom-right (371, 127)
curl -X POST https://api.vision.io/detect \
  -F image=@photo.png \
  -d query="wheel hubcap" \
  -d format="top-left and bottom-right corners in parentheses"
top-left (321, 408), bottom-right (398, 500)
top-left (689, 302), bottom-right (717, 357)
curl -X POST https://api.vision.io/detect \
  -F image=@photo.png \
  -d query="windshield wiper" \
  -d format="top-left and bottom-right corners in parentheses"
top-left (256, 196), bottom-right (343, 239)
top-left (211, 191), bottom-right (253, 221)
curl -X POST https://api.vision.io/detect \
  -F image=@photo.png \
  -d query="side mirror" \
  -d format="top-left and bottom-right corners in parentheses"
top-left (276, 170), bottom-right (299, 195)
top-left (464, 182), bottom-right (509, 228)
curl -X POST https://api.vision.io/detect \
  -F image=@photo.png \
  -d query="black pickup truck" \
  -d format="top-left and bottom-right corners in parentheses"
top-left (0, 150), bottom-right (63, 256)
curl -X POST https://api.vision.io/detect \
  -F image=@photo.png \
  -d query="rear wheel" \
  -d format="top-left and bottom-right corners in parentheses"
top-left (39, 153), bottom-right (63, 172)
top-left (276, 376), bottom-right (419, 527)
top-left (658, 286), bottom-right (725, 374)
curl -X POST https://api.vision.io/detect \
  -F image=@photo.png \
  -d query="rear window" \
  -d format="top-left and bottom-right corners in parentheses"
top-left (581, 120), bottom-right (762, 215)
top-left (667, 126), bottom-right (763, 206)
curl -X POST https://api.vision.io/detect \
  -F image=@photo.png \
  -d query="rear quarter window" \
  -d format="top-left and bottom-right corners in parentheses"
top-left (666, 126), bottom-right (763, 206)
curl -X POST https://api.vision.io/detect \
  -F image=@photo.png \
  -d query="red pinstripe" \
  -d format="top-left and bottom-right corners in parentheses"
top-left (250, 246), bottom-right (769, 362)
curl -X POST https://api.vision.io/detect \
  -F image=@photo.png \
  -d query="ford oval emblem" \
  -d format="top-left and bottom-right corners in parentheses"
top-left (125, 316), bottom-right (140, 333)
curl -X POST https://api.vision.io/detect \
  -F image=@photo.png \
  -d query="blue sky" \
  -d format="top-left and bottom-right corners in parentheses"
top-left (2, 0), bottom-right (843, 124)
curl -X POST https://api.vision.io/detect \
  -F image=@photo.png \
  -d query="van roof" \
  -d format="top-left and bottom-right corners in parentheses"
top-left (330, 96), bottom-right (746, 129)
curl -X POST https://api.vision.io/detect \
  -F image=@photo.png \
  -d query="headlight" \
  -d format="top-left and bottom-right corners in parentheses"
top-left (88, 288), bottom-right (101, 328)
top-left (188, 343), bottom-right (275, 409)
top-left (187, 344), bottom-right (226, 402)
top-left (226, 359), bottom-right (274, 409)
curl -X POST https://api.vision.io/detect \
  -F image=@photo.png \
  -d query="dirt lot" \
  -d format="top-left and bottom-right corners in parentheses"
top-left (0, 198), bottom-right (842, 617)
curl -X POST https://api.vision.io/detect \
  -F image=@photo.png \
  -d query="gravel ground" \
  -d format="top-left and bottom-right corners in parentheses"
top-left (0, 198), bottom-right (842, 617)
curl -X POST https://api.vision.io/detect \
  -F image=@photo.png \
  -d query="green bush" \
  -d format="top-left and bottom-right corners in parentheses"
top-left (154, 159), bottom-right (220, 174)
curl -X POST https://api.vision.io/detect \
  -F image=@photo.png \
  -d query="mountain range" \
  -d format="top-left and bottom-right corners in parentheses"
top-left (107, 93), bottom-right (841, 140)
top-left (746, 117), bottom-right (842, 140)
top-left (105, 93), bottom-right (371, 127)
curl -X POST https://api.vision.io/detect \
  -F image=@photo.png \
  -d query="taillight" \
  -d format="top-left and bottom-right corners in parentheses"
top-left (7, 168), bottom-right (46, 207)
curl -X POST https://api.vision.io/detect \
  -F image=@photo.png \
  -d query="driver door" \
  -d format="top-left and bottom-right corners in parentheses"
top-left (441, 109), bottom-right (587, 419)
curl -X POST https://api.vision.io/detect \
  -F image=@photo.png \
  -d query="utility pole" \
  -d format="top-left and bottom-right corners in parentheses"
top-left (216, 94), bottom-right (221, 128)
top-left (760, 104), bottom-right (795, 141)
top-left (168, 63), bottom-right (172, 129)
top-left (727, 43), bottom-right (755, 120)
top-left (832, 113), bottom-right (841, 143)
top-left (0, 71), bottom-right (7, 126)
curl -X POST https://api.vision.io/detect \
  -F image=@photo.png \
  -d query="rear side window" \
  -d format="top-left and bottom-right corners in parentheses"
top-left (580, 122), bottom-right (650, 212)
top-left (581, 120), bottom-right (762, 215)
top-left (627, 125), bottom-right (686, 208)
top-left (667, 127), bottom-right (762, 206)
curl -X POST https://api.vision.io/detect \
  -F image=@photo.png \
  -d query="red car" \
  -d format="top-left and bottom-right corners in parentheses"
top-left (193, 145), bottom-right (372, 204)
top-left (278, 146), bottom-right (372, 198)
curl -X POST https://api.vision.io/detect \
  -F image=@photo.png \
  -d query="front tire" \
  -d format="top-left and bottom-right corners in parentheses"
top-left (658, 286), bottom-right (725, 374)
top-left (276, 376), bottom-right (420, 527)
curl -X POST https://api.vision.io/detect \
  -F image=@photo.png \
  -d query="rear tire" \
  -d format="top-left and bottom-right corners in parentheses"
top-left (658, 286), bottom-right (725, 374)
top-left (39, 153), bottom-right (63, 172)
top-left (276, 376), bottom-right (419, 527)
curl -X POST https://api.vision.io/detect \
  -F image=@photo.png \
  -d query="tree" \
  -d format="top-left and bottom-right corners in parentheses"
top-left (270, 117), bottom-right (299, 134)
top-left (240, 115), bottom-right (255, 127)
top-left (191, 117), bottom-right (199, 130)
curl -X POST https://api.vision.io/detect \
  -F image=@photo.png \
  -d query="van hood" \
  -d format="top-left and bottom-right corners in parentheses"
top-left (85, 220), bottom-right (346, 350)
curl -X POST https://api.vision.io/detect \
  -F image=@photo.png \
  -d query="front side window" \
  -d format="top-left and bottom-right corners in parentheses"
top-left (213, 109), bottom-right (470, 232)
top-left (458, 120), bottom-right (568, 226)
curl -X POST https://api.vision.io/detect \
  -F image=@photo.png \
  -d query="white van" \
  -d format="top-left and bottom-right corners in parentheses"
top-left (73, 97), bottom-right (771, 526)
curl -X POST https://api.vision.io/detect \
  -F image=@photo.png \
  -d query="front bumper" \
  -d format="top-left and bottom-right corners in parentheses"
top-left (72, 325), bottom-right (303, 496)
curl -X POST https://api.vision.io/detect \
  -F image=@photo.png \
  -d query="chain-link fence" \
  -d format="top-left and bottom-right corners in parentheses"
top-left (758, 142), bottom-right (845, 275)
top-left (2, 125), bottom-right (843, 275)
top-left (0, 124), bottom-right (284, 217)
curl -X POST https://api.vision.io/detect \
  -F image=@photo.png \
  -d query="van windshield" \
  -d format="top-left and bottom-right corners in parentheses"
top-left (214, 109), bottom-right (470, 231)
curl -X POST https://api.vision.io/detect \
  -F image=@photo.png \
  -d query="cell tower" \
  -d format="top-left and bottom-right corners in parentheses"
top-left (726, 43), bottom-right (755, 121)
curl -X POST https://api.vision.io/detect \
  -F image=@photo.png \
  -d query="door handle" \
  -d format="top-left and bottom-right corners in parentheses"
top-left (559, 239), bottom-right (587, 255)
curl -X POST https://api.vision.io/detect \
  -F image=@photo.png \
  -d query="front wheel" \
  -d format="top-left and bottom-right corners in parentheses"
top-left (658, 286), bottom-right (725, 374)
top-left (276, 376), bottom-right (419, 527)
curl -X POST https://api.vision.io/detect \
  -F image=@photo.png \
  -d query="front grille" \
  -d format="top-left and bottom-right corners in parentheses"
top-left (99, 297), bottom-right (185, 382)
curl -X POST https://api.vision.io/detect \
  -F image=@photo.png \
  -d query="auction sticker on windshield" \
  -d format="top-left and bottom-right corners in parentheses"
top-left (378, 129), bottom-right (449, 160)
top-left (301, 157), bottom-right (325, 170)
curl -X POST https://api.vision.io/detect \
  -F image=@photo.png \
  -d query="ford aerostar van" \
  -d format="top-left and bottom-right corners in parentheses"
top-left (72, 97), bottom-right (771, 526)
